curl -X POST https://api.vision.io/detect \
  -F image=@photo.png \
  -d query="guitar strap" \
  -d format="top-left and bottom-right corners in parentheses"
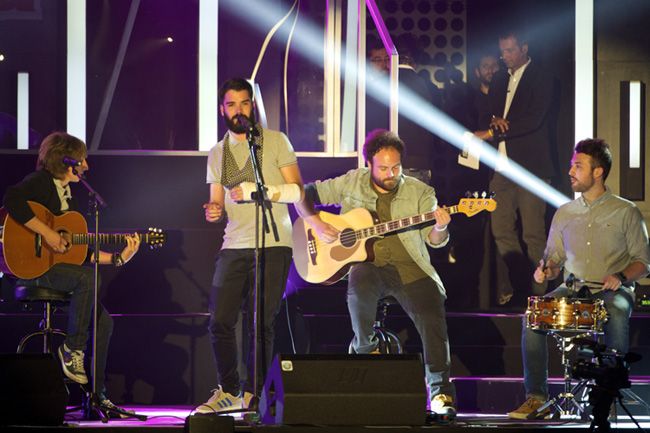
top-left (220, 125), bottom-right (264, 189)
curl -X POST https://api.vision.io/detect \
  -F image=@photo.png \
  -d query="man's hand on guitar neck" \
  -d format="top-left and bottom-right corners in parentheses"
top-left (119, 233), bottom-right (141, 264)
top-left (305, 215), bottom-right (339, 243)
top-left (428, 207), bottom-right (451, 245)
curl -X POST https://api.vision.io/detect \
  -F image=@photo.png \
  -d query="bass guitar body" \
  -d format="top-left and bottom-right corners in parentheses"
top-left (292, 208), bottom-right (379, 284)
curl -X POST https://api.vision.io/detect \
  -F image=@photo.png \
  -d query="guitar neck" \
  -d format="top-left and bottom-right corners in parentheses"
top-left (356, 205), bottom-right (459, 240)
top-left (71, 233), bottom-right (141, 245)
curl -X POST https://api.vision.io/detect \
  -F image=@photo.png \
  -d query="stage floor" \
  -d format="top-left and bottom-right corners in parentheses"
top-left (4, 406), bottom-right (649, 432)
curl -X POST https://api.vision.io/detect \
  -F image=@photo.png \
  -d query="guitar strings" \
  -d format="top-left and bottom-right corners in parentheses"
top-left (305, 204), bottom-right (478, 250)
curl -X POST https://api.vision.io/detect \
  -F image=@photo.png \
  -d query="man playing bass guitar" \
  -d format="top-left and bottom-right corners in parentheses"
top-left (2, 132), bottom-right (140, 414)
top-left (294, 129), bottom-right (456, 418)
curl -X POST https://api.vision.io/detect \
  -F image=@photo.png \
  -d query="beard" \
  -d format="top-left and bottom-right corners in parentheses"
top-left (570, 176), bottom-right (594, 193)
top-left (372, 174), bottom-right (400, 192)
top-left (225, 112), bottom-right (256, 134)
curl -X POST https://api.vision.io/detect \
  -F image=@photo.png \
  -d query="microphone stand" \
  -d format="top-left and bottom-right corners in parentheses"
top-left (73, 169), bottom-right (146, 422)
top-left (245, 124), bottom-right (279, 415)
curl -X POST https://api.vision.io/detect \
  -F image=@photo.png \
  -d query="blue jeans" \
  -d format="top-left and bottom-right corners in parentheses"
top-left (347, 263), bottom-right (455, 400)
top-left (522, 285), bottom-right (634, 399)
top-left (19, 263), bottom-right (114, 395)
top-left (208, 247), bottom-right (291, 396)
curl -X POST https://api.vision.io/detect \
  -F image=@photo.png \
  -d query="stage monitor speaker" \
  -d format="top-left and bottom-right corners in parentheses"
top-left (260, 353), bottom-right (427, 426)
top-left (184, 414), bottom-right (234, 433)
top-left (0, 353), bottom-right (68, 426)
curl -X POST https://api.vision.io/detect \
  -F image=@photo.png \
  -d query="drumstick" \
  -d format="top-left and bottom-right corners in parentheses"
top-left (566, 273), bottom-right (603, 288)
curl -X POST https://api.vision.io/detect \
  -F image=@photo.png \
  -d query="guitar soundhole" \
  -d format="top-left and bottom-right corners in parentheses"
top-left (339, 228), bottom-right (356, 248)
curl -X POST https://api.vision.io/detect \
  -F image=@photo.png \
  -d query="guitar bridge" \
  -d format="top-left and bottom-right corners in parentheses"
top-left (35, 233), bottom-right (42, 258)
top-left (307, 229), bottom-right (317, 266)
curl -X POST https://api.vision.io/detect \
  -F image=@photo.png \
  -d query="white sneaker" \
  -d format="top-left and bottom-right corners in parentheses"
top-left (196, 386), bottom-right (244, 414)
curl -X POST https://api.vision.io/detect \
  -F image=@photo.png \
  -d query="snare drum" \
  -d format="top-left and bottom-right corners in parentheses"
top-left (525, 296), bottom-right (607, 332)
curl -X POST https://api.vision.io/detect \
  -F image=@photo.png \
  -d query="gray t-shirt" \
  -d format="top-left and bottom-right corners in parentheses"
top-left (206, 128), bottom-right (297, 249)
top-left (545, 188), bottom-right (650, 285)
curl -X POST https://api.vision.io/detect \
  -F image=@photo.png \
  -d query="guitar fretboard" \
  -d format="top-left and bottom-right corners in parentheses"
top-left (71, 233), bottom-right (141, 245)
top-left (355, 205), bottom-right (459, 240)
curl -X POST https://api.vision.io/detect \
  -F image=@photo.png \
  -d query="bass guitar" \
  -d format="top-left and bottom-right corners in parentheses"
top-left (292, 196), bottom-right (496, 284)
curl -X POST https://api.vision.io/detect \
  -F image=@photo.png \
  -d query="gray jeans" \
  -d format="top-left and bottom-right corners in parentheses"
top-left (347, 263), bottom-right (455, 400)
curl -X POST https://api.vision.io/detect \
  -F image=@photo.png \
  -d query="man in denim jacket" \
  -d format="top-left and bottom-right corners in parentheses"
top-left (295, 129), bottom-right (456, 417)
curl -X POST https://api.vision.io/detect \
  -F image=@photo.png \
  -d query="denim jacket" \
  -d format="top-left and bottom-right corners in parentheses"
top-left (313, 168), bottom-right (448, 296)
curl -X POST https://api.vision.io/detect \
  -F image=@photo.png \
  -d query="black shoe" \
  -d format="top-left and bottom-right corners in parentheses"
top-left (99, 397), bottom-right (136, 419)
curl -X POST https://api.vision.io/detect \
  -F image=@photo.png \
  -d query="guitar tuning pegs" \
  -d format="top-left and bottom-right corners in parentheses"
top-left (465, 191), bottom-right (472, 198)
top-left (473, 191), bottom-right (479, 198)
top-left (481, 191), bottom-right (487, 198)
top-left (489, 191), bottom-right (496, 198)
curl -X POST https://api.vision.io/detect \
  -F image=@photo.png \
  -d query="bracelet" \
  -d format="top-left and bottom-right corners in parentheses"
top-left (112, 252), bottom-right (125, 267)
top-left (434, 224), bottom-right (448, 232)
top-left (615, 271), bottom-right (627, 285)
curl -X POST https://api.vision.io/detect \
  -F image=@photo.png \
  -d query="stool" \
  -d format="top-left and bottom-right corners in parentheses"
top-left (374, 296), bottom-right (404, 354)
top-left (349, 296), bottom-right (404, 354)
top-left (15, 285), bottom-right (71, 354)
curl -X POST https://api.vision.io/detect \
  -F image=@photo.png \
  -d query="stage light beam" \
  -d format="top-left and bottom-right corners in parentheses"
top-left (218, 0), bottom-right (571, 208)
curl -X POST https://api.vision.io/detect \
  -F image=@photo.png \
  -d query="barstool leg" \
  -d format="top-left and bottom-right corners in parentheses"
top-left (17, 330), bottom-right (46, 353)
top-left (17, 301), bottom-right (67, 354)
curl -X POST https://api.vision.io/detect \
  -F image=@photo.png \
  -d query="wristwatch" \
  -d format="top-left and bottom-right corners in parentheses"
top-left (615, 271), bottom-right (627, 285)
top-left (112, 252), bottom-right (125, 267)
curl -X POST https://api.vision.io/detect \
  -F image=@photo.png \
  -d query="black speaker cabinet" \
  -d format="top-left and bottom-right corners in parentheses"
top-left (260, 354), bottom-right (427, 425)
top-left (184, 413), bottom-right (234, 433)
top-left (0, 353), bottom-right (68, 426)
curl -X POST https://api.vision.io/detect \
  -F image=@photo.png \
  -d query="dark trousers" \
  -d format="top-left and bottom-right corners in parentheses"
top-left (489, 172), bottom-right (548, 297)
top-left (347, 263), bottom-right (455, 400)
top-left (208, 247), bottom-right (291, 396)
top-left (20, 263), bottom-right (114, 395)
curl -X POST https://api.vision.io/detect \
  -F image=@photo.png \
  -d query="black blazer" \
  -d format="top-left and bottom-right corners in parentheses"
top-left (482, 61), bottom-right (556, 178)
top-left (3, 169), bottom-right (79, 225)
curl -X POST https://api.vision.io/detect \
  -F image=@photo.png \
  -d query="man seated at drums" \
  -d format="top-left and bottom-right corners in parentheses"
top-left (508, 138), bottom-right (650, 419)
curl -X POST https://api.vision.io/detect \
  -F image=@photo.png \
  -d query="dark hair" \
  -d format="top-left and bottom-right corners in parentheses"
top-left (37, 132), bottom-right (87, 179)
top-left (366, 35), bottom-right (384, 57)
top-left (474, 52), bottom-right (499, 70)
top-left (363, 129), bottom-right (404, 164)
top-left (218, 78), bottom-right (253, 105)
top-left (498, 29), bottom-right (529, 46)
top-left (574, 138), bottom-right (612, 181)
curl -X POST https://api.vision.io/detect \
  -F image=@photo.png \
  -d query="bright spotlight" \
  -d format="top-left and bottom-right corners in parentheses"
top-left (166, 36), bottom-right (173, 43)
top-left (0, 54), bottom-right (5, 61)
top-left (219, 0), bottom-right (572, 208)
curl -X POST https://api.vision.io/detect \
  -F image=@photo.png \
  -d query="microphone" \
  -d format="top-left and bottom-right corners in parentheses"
top-left (62, 156), bottom-right (82, 167)
top-left (235, 114), bottom-right (255, 132)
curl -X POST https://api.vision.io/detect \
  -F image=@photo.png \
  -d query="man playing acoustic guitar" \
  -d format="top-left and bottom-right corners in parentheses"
top-left (2, 132), bottom-right (141, 414)
top-left (294, 129), bottom-right (457, 418)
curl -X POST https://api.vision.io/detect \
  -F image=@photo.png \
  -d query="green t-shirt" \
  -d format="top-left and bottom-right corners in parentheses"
top-left (372, 182), bottom-right (427, 284)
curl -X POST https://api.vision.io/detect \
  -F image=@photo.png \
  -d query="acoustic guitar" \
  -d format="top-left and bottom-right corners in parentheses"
top-left (292, 196), bottom-right (496, 284)
top-left (0, 201), bottom-right (165, 279)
